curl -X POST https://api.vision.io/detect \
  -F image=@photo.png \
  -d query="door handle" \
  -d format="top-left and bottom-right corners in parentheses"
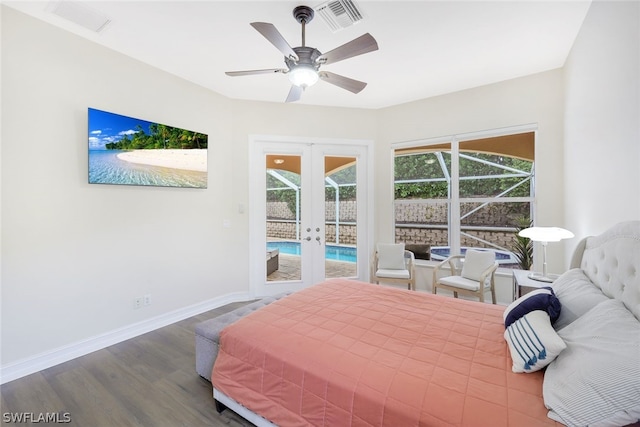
top-left (304, 236), bottom-right (312, 241)
top-left (315, 236), bottom-right (322, 245)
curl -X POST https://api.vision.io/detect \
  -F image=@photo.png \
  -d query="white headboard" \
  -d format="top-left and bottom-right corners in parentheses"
top-left (569, 221), bottom-right (640, 320)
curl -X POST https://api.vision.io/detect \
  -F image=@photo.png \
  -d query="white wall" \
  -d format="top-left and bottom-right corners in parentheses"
top-left (1, 6), bottom-right (237, 367)
top-left (564, 1), bottom-right (640, 243)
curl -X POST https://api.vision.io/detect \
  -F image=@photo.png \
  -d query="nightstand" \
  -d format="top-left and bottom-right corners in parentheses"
top-left (512, 269), bottom-right (554, 300)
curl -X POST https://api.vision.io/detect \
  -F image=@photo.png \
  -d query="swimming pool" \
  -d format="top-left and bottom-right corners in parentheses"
top-left (267, 241), bottom-right (357, 263)
top-left (430, 246), bottom-right (518, 264)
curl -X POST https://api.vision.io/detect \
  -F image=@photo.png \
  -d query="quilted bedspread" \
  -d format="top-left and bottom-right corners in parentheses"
top-left (212, 279), bottom-right (558, 426)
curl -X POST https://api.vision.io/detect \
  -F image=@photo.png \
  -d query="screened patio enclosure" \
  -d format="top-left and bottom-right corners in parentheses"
top-left (264, 131), bottom-right (534, 275)
top-left (394, 131), bottom-right (535, 269)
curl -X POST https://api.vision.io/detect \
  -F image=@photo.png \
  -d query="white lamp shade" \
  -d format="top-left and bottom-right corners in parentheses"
top-left (288, 65), bottom-right (319, 87)
top-left (518, 226), bottom-right (574, 242)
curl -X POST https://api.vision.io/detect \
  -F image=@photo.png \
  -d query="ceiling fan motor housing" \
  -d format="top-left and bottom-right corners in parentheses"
top-left (286, 46), bottom-right (321, 69)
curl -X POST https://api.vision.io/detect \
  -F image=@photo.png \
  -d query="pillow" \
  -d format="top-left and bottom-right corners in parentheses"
top-left (503, 287), bottom-right (562, 328)
top-left (504, 310), bottom-right (566, 373)
top-left (543, 299), bottom-right (640, 426)
top-left (460, 249), bottom-right (495, 281)
top-left (376, 243), bottom-right (405, 270)
top-left (551, 268), bottom-right (609, 330)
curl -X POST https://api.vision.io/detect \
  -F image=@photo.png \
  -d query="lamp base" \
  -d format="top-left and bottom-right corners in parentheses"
top-left (527, 272), bottom-right (559, 283)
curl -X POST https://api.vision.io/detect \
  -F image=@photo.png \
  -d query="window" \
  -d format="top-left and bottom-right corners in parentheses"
top-left (393, 130), bottom-right (535, 269)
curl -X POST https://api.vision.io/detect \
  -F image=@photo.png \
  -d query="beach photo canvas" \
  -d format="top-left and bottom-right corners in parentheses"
top-left (88, 108), bottom-right (208, 188)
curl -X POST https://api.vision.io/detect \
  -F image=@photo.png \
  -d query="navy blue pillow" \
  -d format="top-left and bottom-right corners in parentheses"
top-left (503, 287), bottom-right (562, 328)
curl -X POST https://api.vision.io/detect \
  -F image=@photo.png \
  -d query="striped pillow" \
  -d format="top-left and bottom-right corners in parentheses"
top-left (504, 310), bottom-right (566, 373)
top-left (550, 268), bottom-right (608, 330)
top-left (543, 299), bottom-right (640, 426)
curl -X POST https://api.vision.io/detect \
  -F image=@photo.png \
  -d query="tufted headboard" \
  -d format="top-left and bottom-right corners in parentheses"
top-left (569, 220), bottom-right (640, 320)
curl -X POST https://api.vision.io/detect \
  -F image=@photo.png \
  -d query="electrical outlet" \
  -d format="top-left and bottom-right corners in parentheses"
top-left (133, 297), bottom-right (142, 309)
top-left (143, 294), bottom-right (151, 306)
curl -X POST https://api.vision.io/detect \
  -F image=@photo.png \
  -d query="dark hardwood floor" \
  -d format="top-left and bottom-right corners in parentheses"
top-left (1, 301), bottom-right (255, 426)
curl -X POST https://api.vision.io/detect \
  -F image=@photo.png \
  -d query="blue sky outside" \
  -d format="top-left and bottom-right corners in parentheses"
top-left (88, 108), bottom-right (153, 150)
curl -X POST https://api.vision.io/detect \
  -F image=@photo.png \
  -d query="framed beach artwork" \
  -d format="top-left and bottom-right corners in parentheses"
top-left (88, 108), bottom-right (207, 188)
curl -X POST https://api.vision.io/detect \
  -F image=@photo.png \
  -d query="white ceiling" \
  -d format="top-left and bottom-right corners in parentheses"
top-left (5, 1), bottom-right (592, 109)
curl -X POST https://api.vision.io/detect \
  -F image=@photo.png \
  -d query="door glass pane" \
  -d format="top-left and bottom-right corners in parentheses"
top-left (266, 155), bottom-right (301, 282)
top-left (324, 156), bottom-right (357, 279)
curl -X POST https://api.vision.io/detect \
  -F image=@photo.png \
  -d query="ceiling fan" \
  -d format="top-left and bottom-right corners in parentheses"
top-left (225, 5), bottom-right (378, 103)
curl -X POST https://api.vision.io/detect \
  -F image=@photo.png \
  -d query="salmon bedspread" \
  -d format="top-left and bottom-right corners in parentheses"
top-left (212, 280), bottom-right (558, 426)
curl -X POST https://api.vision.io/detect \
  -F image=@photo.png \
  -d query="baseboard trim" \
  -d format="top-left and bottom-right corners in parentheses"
top-left (0, 292), bottom-right (253, 385)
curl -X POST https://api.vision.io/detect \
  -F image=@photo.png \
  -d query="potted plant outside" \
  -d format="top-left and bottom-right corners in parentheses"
top-left (512, 216), bottom-right (533, 271)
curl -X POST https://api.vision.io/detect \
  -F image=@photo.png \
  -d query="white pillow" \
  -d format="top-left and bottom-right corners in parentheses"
top-left (551, 268), bottom-right (609, 330)
top-left (461, 249), bottom-right (495, 281)
top-left (376, 243), bottom-right (405, 270)
top-left (504, 310), bottom-right (566, 373)
top-left (543, 299), bottom-right (640, 426)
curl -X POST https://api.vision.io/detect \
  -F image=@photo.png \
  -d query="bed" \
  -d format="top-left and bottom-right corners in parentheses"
top-left (212, 221), bottom-right (640, 426)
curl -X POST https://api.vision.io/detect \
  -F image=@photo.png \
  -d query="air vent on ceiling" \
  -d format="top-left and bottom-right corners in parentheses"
top-left (48, 0), bottom-right (112, 33)
top-left (314, 0), bottom-right (364, 33)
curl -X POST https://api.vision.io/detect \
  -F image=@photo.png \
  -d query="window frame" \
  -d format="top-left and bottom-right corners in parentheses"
top-left (391, 124), bottom-right (537, 270)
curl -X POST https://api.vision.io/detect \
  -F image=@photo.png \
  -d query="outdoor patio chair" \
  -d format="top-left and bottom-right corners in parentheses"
top-left (432, 249), bottom-right (498, 303)
top-left (372, 243), bottom-right (416, 291)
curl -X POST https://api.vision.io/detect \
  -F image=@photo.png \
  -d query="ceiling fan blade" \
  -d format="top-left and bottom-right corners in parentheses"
top-left (250, 22), bottom-right (298, 59)
top-left (225, 68), bottom-right (286, 77)
top-left (319, 71), bottom-right (367, 94)
top-left (285, 85), bottom-right (303, 103)
top-left (318, 33), bottom-right (378, 65)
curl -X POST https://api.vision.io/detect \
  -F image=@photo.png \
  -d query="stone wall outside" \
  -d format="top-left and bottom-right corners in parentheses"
top-left (266, 201), bottom-right (356, 221)
top-left (266, 221), bottom-right (357, 244)
top-left (266, 199), bottom-right (524, 248)
top-left (267, 201), bottom-right (358, 244)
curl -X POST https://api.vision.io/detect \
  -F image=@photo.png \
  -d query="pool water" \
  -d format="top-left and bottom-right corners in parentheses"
top-left (267, 241), bottom-right (357, 263)
top-left (430, 246), bottom-right (517, 264)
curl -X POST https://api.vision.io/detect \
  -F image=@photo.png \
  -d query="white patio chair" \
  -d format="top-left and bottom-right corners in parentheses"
top-left (372, 243), bottom-right (416, 291)
top-left (432, 249), bottom-right (498, 303)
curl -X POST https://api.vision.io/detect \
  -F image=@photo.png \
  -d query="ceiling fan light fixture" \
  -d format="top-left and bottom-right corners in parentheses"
top-left (226, 5), bottom-right (378, 102)
top-left (288, 65), bottom-right (319, 87)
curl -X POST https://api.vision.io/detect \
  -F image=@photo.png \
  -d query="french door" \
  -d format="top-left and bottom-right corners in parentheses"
top-left (249, 136), bottom-right (372, 297)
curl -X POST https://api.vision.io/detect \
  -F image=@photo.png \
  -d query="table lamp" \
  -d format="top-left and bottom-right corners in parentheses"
top-left (518, 226), bottom-right (574, 282)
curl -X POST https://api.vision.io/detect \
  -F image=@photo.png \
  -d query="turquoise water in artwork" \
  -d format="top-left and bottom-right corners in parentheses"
top-left (89, 150), bottom-right (207, 188)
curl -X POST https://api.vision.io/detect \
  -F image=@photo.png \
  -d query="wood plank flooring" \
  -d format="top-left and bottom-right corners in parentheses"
top-left (1, 302), bottom-right (256, 427)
